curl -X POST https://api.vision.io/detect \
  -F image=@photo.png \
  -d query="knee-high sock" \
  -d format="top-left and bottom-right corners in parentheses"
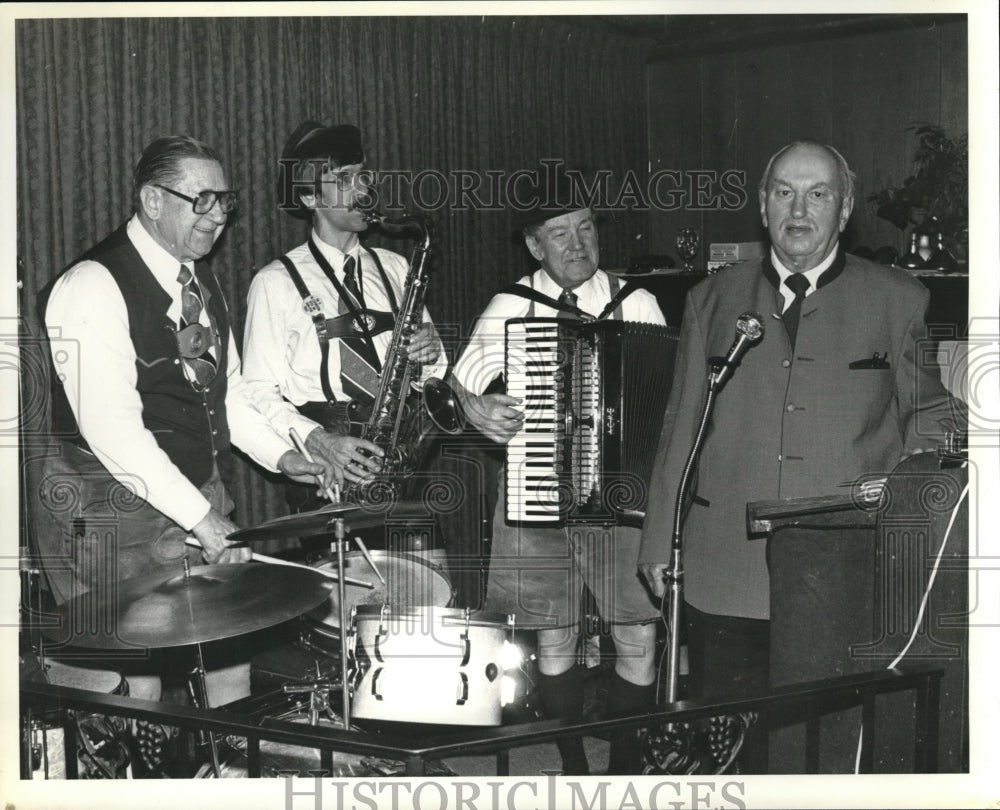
top-left (536, 667), bottom-right (589, 775)
top-left (606, 671), bottom-right (656, 775)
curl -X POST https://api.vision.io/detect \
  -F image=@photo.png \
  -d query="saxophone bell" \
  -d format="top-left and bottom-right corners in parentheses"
top-left (422, 377), bottom-right (466, 435)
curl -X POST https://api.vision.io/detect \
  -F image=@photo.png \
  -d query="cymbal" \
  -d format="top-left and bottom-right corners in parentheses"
top-left (49, 563), bottom-right (332, 650)
top-left (228, 501), bottom-right (431, 543)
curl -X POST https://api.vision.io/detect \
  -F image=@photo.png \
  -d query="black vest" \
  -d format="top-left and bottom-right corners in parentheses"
top-left (43, 223), bottom-right (233, 488)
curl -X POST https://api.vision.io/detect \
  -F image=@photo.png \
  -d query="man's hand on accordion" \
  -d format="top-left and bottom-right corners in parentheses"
top-left (464, 393), bottom-right (524, 444)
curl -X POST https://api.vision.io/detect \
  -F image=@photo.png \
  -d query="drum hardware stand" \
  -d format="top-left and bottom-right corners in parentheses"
top-left (330, 517), bottom-right (353, 727)
top-left (283, 662), bottom-right (336, 726)
top-left (323, 506), bottom-right (391, 729)
top-left (288, 426), bottom-right (384, 729)
top-left (20, 539), bottom-right (55, 779)
top-left (175, 559), bottom-right (223, 779)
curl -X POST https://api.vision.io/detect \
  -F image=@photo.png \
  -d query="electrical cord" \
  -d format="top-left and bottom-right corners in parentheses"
top-left (852, 476), bottom-right (969, 773)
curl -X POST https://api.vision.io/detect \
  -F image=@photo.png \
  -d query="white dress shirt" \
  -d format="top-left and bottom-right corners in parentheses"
top-left (771, 243), bottom-right (839, 312)
top-left (45, 215), bottom-right (294, 531)
top-left (242, 231), bottom-right (448, 441)
top-left (452, 268), bottom-right (666, 395)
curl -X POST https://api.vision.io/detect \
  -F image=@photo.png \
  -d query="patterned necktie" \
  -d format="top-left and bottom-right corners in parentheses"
top-left (341, 255), bottom-right (365, 309)
top-left (337, 254), bottom-right (381, 401)
top-left (177, 264), bottom-right (217, 387)
top-left (781, 273), bottom-right (811, 350)
top-left (557, 288), bottom-right (581, 320)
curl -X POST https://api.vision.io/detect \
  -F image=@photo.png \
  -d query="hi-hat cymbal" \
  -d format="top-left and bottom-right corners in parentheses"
top-left (49, 563), bottom-right (332, 650)
top-left (228, 501), bottom-right (430, 543)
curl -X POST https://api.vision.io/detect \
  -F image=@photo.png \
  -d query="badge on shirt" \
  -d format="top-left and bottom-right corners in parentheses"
top-left (303, 295), bottom-right (325, 317)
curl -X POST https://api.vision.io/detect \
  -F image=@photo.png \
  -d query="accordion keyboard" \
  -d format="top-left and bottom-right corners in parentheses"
top-left (505, 320), bottom-right (563, 524)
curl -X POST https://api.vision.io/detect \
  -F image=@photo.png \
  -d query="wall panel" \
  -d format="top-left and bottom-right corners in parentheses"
top-left (646, 18), bottom-right (968, 261)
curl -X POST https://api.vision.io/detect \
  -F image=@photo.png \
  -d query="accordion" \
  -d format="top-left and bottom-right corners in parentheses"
top-left (504, 318), bottom-right (679, 527)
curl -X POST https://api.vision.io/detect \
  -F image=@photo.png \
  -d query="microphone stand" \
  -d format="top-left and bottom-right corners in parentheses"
top-left (661, 311), bottom-right (762, 703)
top-left (645, 316), bottom-right (763, 775)
top-left (663, 367), bottom-right (723, 703)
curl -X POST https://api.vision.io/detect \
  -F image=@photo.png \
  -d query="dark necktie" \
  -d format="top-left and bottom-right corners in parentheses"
top-left (337, 254), bottom-right (381, 401)
top-left (781, 273), bottom-right (811, 350)
top-left (176, 264), bottom-right (217, 387)
top-left (557, 288), bottom-right (581, 321)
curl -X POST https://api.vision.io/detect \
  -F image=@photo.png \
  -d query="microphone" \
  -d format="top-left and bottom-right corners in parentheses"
top-left (708, 311), bottom-right (764, 389)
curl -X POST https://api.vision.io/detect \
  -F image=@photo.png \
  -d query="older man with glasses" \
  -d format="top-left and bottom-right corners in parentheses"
top-left (35, 136), bottom-right (333, 712)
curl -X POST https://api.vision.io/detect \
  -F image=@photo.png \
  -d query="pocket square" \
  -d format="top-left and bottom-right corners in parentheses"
top-left (849, 352), bottom-right (890, 370)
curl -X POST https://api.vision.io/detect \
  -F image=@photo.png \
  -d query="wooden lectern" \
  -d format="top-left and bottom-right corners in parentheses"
top-left (748, 451), bottom-right (968, 773)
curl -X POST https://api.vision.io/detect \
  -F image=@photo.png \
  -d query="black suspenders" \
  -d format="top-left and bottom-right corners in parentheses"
top-left (518, 273), bottom-right (630, 319)
top-left (278, 246), bottom-right (401, 403)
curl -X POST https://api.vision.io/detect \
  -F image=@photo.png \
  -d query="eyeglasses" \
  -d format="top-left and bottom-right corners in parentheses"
top-left (156, 184), bottom-right (238, 214)
top-left (323, 168), bottom-right (370, 192)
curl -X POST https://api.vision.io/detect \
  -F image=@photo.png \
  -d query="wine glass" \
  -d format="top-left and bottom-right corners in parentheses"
top-left (676, 227), bottom-right (700, 273)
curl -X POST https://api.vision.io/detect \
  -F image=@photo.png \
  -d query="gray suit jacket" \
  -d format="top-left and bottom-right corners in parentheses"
top-left (637, 252), bottom-right (964, 619)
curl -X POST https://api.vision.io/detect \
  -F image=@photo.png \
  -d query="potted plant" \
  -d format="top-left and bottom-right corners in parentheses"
top-left (867, 123), bottom-right (968, 264)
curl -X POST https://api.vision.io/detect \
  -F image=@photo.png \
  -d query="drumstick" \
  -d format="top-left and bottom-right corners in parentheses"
top-left (289, 428), bottom-right (386, 586)
top-left (350, 535), bottom-right (385, 585)
top-left (289, 427), bottom-right (341, 505)
top-left (183, 537), bottom-right (374, 589)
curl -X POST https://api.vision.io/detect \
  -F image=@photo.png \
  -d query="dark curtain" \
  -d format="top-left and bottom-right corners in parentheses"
top-left (16, 16), bottom-right (651, 533)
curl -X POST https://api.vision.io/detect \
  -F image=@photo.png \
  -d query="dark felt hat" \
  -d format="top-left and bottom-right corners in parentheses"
top-left (278, 121), bottom-right (365, 220)
top-left (513, 163), bottom-right (594, 231)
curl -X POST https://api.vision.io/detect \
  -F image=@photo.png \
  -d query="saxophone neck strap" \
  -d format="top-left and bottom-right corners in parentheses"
top-left (362, 245), bottom-right (400, 316)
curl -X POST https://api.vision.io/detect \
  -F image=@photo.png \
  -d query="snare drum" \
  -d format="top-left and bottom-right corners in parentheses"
top-left (304, 551), bottom-right (453, 654)
top-left (348, 606), bottom-right (514, 726)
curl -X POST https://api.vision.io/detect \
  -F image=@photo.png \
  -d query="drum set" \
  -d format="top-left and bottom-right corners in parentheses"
top-left (23, 500), bottom-right (529, 779)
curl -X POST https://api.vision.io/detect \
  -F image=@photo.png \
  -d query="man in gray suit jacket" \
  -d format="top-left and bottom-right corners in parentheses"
top-left (638, 141), bottom-right (964, 771)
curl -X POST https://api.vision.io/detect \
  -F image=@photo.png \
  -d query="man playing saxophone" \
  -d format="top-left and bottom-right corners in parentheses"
top-left (243, 122), bottom-right (447, 505)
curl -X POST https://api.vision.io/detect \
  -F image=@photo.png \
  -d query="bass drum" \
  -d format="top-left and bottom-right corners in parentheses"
top-left (349, 606), bottom-right (514, 726)
top-left (303, 550), bottom-right (453, 653)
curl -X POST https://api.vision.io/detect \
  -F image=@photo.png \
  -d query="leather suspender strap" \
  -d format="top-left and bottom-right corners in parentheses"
top-left (597, 276), bottom-right (639, 321)
top-left (502, 284), bottom-right (592, 320)
top-left (307, 237), bottom-right (382, 370)
top-left (278, 254), bottom-right (337, 403)
top-left (504, 277), bottom-right (635, 322)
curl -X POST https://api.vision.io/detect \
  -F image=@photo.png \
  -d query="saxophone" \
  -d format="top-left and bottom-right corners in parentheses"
top-left (345, 211), bottom-right (464, 502)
